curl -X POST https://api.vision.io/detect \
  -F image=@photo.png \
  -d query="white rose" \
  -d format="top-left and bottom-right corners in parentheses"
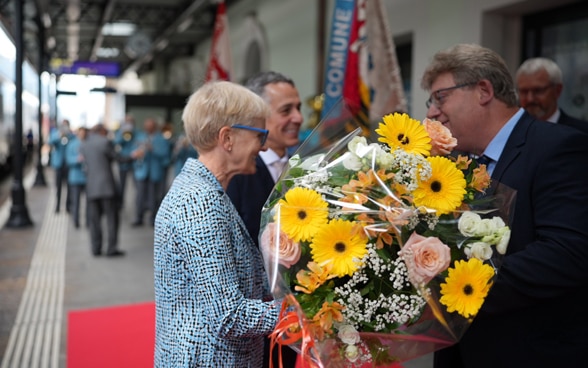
top-left (355, 142), bottom-right (377, 161)
top-left (342, 152), bottom-right (363, 170)
top-left (496, 227), bottom-right (511, 254)
top-left (348, 136), bottom-right (368, 155)
top-left (299, 154), bottom-right (324, 171)
top-left (376, 150), bottom-right (395, 168)
top-left (458, 212), bottom-right (482, 237)
top-left (338, 324), bottom-right (360, 345)
top-left (288, 154), bottom-right (300, 167)
top-left (490, 216), bottom-right (506, 229)
top-left (344, 344), bottom-right (360, 363)
top-left (465, 242), bottom-right (493, 261)
top-left (476, 218), bottom-right (497, 237)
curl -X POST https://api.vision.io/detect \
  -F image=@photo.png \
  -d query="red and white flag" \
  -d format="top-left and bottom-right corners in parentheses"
top-left (205, 0), bottom-right (232, 82)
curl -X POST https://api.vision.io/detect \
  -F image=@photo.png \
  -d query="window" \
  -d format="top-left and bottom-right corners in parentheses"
top-left (522, 2), bottom-right (588, 120)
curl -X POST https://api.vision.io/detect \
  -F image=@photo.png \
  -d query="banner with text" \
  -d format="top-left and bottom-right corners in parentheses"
top-left (321, 0), bottom-right (407, 127)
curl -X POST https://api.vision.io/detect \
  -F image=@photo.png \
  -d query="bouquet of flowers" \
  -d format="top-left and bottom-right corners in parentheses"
top-left (259, 103), bottom-right (515, 367)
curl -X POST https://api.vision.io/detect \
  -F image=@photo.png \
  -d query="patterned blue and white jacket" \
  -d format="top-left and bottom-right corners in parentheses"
top-left (154, 158), bottom-right (279, 367)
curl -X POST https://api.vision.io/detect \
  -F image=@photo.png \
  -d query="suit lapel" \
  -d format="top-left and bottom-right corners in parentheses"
top-left (490, 112), bottom-right (535, 189)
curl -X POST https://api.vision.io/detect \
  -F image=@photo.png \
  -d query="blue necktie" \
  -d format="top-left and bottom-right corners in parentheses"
top-left (476, 154), bottom-right (496, 177)
top-left (476, 155), bottom-right (492, 166)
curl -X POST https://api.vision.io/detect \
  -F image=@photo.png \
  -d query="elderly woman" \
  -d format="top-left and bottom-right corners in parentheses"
top-left (154, 81), bottom-right (279, 367)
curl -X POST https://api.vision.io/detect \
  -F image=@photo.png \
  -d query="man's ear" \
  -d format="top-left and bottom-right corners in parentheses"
top-left (477, 79), bottom-right (494, 105)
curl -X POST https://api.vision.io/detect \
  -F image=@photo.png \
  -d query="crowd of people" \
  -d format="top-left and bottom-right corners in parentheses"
top-left (49, 112), bottom-right (198, 257)
top-left (48, 49), bottom-right (588, 367)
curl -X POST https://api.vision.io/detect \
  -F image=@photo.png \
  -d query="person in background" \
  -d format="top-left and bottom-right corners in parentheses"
top-left (154, 81), bottom-right (278, 367)
top-left (25, 128), bottom-right (34, 162)
top-left (113, 114), bottom-right (137, 209)
top-left (130, 117), bottom-right (171, 227)
top-left (227, 71), bottom-right (303, 246)
top-left (422, 43), bottom-right (588, 368)
top-left (80, 124), bottom-right (124, 257)
top-left (65, 127), bottom-right (88, 229)
top-left (515, 57), bottom-right (588, 133)
top-left (49, 119), bottom-right (74, 213)
top-left (226, 70), bottom-right (302, 368)
top-left (172, 133), bottom-right (199, 177)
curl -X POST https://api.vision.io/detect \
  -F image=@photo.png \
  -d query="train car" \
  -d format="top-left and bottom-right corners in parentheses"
top-left (0, 23), bottom-right (41, 175)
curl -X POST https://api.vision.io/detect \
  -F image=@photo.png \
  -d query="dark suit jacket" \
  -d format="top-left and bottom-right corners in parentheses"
top-left (435, 112), bottom-right (588, 368)
top-left (226, 156), bottom-right (275, 247)
top-left (80, 133), bottom-right (118, 200)
top-left (558, 108), bottom-right (588, 134)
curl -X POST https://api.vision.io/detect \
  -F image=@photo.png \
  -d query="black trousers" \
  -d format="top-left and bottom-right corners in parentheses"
top-left (87, 197), bottom-right (119, 255)
top-left (117, 166), bottom-right (133, 208)
top-left (134, 179), bottom-right (164, 225)
top-left (54, 166), bottom-right (71, 212)
top-left (69, 184), bottom-right (87, 227)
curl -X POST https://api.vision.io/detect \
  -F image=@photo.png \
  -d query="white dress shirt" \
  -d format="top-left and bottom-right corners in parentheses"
top-left (259, 149), bottom-right (288, 183)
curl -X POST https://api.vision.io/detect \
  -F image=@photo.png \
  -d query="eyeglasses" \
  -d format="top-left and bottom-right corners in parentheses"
top-left (231, 124), bottom-right (269, 146)
top-left (517, 84), bottom-right (554, 97)
top-left (426, 83), bottom-right (476, 109)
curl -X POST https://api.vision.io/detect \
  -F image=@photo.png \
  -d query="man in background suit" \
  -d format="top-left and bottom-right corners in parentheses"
top-left (227, 71), bottom-right (303, 247)
top-left (422, 44), bottom-right (588, 368)
top-left (80, 124), bottom-right (124, 257)
top-left (227, 71), bottom-right (303, 368)
top-left (516, 57), bottom-right (588, 133)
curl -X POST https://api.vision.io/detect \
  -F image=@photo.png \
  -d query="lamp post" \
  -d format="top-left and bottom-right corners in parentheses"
top-left (6, 0), bottom-right (33, 228)
top-left (34, 18), bottom-right (47, 187)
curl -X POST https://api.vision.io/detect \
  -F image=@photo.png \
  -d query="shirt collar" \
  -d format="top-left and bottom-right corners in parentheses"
top-left (546, 108), bottom-right (560, 123)
top-left (259, 148), bottom-right (287, 166)
top-left (482, 107), bottom-right (525, 163)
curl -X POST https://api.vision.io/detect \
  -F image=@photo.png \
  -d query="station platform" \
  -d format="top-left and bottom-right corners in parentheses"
top-left (0, 166), bottom-right (155, 367)
top-left (0, 165), bottom-right (433, 368)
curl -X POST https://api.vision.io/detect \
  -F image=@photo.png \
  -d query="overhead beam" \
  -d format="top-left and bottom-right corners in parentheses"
top-left (66, 0), bottom-right (80, 60)
top-left (90, 0), bottom-right (117, 61)
top-left (124, 0), bottom-right (210, 74)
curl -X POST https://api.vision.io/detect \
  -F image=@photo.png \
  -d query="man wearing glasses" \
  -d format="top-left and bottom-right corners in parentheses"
top-left (515, 57), bottom-right (588, 133)
top-left (227, 71), bottom-right (303, 368)
top-left (423, 44), bottom-right (588, 368)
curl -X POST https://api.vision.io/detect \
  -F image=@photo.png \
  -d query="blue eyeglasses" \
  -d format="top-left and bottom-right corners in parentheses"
top-left (231, 124), bottom-right (269, 146)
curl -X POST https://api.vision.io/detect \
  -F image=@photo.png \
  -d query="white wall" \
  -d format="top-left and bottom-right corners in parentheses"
top-left (211, 0), bottom-right (320, 126)
top-left (153, 0), bottom-right (581, 122)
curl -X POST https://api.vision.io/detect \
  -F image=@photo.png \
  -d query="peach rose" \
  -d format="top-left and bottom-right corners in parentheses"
top-left (260, 223), bottom-right (301, 268)
top-left (399, 232), bottom-right (451, 285)
top-left (423, 118), bottom-right (457, 156)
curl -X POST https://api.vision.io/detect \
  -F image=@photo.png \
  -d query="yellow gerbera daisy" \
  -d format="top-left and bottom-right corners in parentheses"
top-left (413, 156), bottom-right (466, 215)
top-left (439, 258), bottom-right (495, 318)
top-left (375, 112), bottom-right (432, 156)
top-left (277, 187), bottom-right (329, 242)
top-left (310, 219), bottom-right (367, 277)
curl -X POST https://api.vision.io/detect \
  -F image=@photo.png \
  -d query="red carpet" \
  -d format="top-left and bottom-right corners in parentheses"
top-left (67, 302), bottom-right (155, 368)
